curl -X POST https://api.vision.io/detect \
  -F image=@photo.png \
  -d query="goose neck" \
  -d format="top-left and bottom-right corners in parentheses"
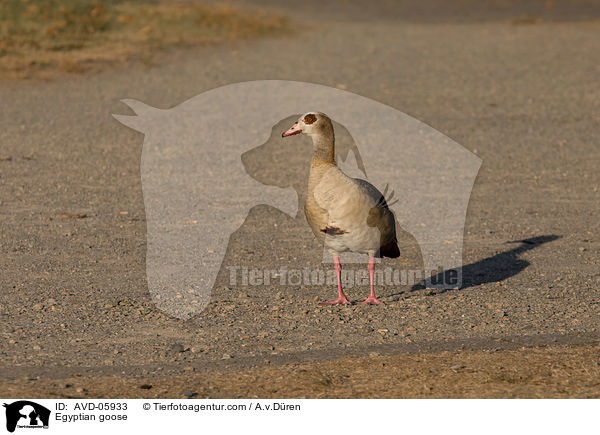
top-left (310, 132), bottom-right (335, 164)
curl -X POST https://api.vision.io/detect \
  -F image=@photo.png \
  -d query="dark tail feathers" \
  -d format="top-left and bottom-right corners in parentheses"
top-left (379, 239), bottom-right (400, 258)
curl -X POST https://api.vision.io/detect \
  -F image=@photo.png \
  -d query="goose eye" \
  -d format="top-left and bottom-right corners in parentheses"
top-left (303, 114), bottom-right (317, 124)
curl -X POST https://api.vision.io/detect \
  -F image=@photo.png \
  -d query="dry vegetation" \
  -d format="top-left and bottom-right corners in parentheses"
top-left (3, 343), bottom-right (600, 398)
top-left (0, 0), bottom-right (290, 79)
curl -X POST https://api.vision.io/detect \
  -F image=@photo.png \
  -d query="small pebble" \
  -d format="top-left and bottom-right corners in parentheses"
top-left (170, 343), bottom-right (185, 353)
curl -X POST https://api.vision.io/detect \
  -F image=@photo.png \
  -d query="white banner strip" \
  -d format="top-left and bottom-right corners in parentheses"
top-left (0, 399), bottom-right (597, 434)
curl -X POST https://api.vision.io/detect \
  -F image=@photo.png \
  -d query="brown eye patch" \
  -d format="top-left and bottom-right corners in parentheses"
top-left (303, 114), bottom-right (317, 124)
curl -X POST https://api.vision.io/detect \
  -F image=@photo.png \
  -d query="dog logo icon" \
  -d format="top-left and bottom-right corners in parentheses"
top-left (3, 401), bottom-right (50, 433)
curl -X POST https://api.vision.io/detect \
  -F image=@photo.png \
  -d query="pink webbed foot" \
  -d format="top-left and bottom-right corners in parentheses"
top-left (360, 256), bottom-right (382, 305)
top-left (358, 296), bottom-right (382, 305)
top-left (321, 296), bottom-right (351, 305)
top-left (323, 256), bottom-right (351, 305)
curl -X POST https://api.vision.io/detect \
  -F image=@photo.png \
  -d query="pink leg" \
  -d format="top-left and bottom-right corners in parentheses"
top-left (322, 256), bottom-right (351, 305)
top-left (359, 256), bottom-right (382, 305)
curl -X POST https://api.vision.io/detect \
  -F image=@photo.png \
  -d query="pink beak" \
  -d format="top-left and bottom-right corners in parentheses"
top-left (282, 122), bottom-right (302, 137)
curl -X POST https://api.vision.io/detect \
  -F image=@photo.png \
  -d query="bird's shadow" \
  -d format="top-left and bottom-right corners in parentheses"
top-left (398, 234), bottom-right (560, 296)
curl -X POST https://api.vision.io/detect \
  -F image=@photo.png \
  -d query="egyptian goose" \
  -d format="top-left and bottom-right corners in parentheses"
top-left (282, 112), bottom-right (400, 305)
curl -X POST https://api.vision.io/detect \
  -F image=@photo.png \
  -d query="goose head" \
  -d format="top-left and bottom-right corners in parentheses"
top-left (282, 112), bottom-right (333, 139)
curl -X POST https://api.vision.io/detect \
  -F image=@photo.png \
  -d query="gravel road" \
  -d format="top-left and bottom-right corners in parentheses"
top-left (1, 0), bottom-right (599, 397)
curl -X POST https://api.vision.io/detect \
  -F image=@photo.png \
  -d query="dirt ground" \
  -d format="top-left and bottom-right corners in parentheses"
top-left (1, 0), bottom-right (599, 398)
top-left (3, 343), bottom-right (599, 398)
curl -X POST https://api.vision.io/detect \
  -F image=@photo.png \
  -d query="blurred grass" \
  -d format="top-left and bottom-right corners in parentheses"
top-left (0, 0), bottom-right (290, 78)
